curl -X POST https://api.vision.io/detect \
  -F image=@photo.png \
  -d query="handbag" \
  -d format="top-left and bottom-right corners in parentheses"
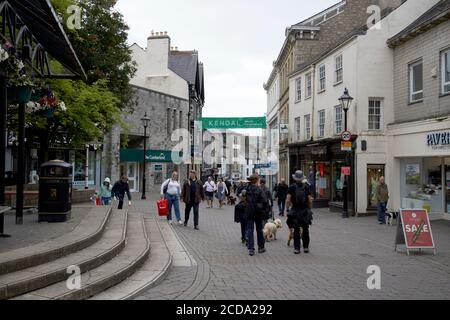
top-left (157, 198), bottom-right (169, 216)
top-left (163, 179), bottom-right (170, 195)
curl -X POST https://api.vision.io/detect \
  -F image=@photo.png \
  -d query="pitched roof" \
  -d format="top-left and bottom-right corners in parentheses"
top-left (387, 0), bottom-right (450, 48)
top-left (169, 51), bottom-right (199, 85)
top-left (7, 0), bottom-right (86, 79)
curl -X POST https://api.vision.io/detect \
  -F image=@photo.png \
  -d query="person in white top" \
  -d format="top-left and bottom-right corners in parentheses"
top-left (161, 171), bottom-right (182, 225)
top-left (216, 178), bottom-right (228, 209)
top-left (203, 176), bottom-right (216, 208)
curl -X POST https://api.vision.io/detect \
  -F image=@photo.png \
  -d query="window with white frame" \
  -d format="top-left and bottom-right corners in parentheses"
top-left (409, 60), bottom-right (423, 103)
top-left (335, 105), bottom-right (343, 135)
top-left (305, 73), bottom-right (312, 98)
top-left (335, 54), bottom-right (343, 83)
top-left (318, 110), bottom-right (325, 137)
top-left (318, 65), bottom-right (326, 92)
top-left (368, 99), bottom-right (383, 130)
top-left (295, 117), bottom-right (301, 141)
top-left (442, 49), bottom-right (450, 94)
top-left (304, 115), bottom-right (311, 140)
top-left (295, 77), bottom-right (302, 102)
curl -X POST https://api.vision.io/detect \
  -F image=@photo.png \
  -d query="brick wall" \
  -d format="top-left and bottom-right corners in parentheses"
top-left (393, 20), bottom-right (450, 123)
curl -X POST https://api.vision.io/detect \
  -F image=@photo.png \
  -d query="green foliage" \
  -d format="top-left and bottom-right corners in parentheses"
top-left (51, 0), bottom-right (137, 110)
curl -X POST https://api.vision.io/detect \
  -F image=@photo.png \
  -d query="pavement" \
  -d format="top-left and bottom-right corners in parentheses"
top-left (0, 204), bottom-right (91, 253)
top-left (134, 192), bottom-right (450, 300)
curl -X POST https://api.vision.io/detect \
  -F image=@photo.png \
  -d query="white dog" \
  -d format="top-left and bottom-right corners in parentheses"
top-left (264, 219), bottom-right (283, 241)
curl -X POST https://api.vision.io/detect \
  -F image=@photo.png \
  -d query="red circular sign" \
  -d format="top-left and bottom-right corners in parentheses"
top-left (341, 131), bottom-right (352, 142)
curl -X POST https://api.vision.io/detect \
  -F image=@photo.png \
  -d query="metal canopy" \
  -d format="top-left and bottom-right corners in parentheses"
top-left (0, 0), bottom-right (86, 79)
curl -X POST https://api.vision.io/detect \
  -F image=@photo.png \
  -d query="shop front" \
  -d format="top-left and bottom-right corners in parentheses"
top-left (289, 138), bottom-right (355, 211)
top-left (120, 149), bottom-right (185, 192)
top-left (388, 122), bottom-right (450, 220)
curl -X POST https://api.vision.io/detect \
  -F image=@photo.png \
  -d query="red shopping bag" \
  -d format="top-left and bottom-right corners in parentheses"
top-left (157, 198), bottom-right (169, 216)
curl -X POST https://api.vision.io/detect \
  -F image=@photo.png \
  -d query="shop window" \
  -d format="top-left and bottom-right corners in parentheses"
top-left (315, 162), bottom-right (331, 200)
top-left (333, 161), bottom-right (345, 202)
top-left (367, 165), bottom-right (385, 208)
top-left (401, 158), bottom-right (444, 213)
top-left (446, 158), bottom-right (450, 213)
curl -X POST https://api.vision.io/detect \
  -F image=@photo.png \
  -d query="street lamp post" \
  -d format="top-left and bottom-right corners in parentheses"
top-left (141, 112), bottom-right (151, 200)
top-left (339, 88), bottom-right (354, 219)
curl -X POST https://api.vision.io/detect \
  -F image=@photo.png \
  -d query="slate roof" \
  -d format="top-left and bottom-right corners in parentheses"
top-left (169, 51), bottom-right (199, 85)
top-left (387, 0), bottom-right (450, 48)
top-left (169, 50), bottom-right (204, 103)
top-left (7, 0), bottom-right (86, 79)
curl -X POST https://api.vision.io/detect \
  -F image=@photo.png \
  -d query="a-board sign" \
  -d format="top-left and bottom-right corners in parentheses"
top-left (395, 209), bottom-right (436, 255)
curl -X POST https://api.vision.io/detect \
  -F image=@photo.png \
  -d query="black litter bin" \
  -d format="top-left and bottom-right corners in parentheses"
top-left (38, 160), bottom-right (73, 222)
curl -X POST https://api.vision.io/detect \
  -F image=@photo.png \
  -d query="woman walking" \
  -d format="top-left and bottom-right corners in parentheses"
top-left (216, 178), bottom-right (228, 209)
top-left (161, 171), bottom-right (182, 225)
top-left (99, 177), bottom-right (112, 205)
top-left (203, 176), bottom-right (216, 208)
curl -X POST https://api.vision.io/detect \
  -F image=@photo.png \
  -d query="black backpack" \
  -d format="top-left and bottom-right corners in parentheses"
top-left (295, 183), bottom-right (307, 209)
top-left (245, 186), bottom-right (264, 217)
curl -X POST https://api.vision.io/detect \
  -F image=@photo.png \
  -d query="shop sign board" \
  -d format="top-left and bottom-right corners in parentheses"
top-left (426, 131), bottom-right (450, 150)
top-left (201, 117), bottom-right (267, 129)
top-left (395, 209), bottom-right (436, 255)
top-left (341, 141), bottom-right (352, 152)
top-left (341, 167), bottom-right (351, 176)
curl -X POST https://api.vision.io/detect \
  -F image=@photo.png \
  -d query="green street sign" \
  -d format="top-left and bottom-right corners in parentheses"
top-left (201, 117), bottom-right (267, 129)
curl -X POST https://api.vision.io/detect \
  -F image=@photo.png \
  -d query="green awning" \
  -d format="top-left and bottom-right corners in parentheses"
top-left (120, 149), bottom-right (180, 163)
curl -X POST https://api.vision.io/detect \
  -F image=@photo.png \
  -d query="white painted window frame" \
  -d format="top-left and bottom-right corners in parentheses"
top-left (441, 48), bottom-right (450, 94)
top-left (335, 54), bottom-right (343, 84)
top-left (318, 64), bottom-right (326, 92)
top-left (368, 98), bottom-right (383, 131)
top-left (318, 110), bottom-right (325, 138)
top-left (304, 115), bottom-right (311, 140)
top-left (409, 59), bottom-right (423, 103)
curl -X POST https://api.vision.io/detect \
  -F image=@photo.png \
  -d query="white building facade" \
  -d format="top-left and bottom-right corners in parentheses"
top-left (287, 0), bottom-right (440, 214)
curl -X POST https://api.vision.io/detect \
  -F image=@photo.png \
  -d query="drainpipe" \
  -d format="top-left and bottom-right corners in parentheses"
top-left (311, 64), bottom-right (316, 140)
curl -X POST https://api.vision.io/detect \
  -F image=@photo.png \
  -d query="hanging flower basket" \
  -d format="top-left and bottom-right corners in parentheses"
top-left (7, 85), bottom-right (32, 104)
top-left (38, 108), bottom-right (55, 118)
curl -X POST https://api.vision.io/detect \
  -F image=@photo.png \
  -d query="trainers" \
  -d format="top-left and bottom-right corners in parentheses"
top-left (168, 220), bottom-right (173, 225)
top-left (184, 222), bottom-right (187, 227)
top-left (294, 249), bottom-right (301, 254)
top-left (304, 248), bottom-right (309, 253)
top-left (194, 226), bottom-right (199, 230)
top-left (249, 250), bottom-right (255, 256)
top-left (258, 248), bottom-right (266, 254)
top-left (179, 220), bottom-right (183, 225)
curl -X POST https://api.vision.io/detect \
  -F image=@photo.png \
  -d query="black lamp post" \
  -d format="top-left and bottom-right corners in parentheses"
top-left (141, 112), bottom-right (151, 200)
top-left (338, 88), bottom-right (354, 218)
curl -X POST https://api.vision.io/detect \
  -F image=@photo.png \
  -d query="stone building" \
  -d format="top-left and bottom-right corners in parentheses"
top-left (102, 32), bottom-right (204, 192)
top-left (264, 0), bottom-right (404, 184)
top-left (386, 0), bottom-right (450, 220)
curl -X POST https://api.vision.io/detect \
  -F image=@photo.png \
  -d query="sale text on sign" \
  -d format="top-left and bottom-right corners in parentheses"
top-left (395, 209), bottom-right (436, 255)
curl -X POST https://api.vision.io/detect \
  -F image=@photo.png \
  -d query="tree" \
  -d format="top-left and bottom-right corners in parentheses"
top-left (51, 0), bottom-right (137, 111)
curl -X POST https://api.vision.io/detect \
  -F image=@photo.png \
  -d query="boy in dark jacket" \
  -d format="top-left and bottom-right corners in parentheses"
top-left (234, 190), bottom-right (248, 245)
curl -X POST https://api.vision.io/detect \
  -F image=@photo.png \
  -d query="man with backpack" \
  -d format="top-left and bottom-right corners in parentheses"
top-left (286, 170), bottom-right (313, 255)
top-left (245, 174), bottom-right (265, 256)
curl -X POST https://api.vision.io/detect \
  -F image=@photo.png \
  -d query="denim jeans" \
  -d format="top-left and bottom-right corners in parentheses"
top-left (278, 199), bottom-right (286, 215)
top-left (166, 194), bottom-right (181, 221)
top-left (377, 202), bottom-right (387, 223)
top-left (185, 202), bottom-right (199, 226)
top-left (246, 218), bottom-right (265, 252)
top-left (101, 197), bottom-right (111, 205)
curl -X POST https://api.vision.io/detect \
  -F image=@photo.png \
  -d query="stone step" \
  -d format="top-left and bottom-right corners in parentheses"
top-left (0, 206), bottom-right (112, 276)
top-left (13, 213), bottom-right (150, 300)
top-left (0, 209), bottom-right (127, 300)
top-left (90, 217), bottom-right (172, 300)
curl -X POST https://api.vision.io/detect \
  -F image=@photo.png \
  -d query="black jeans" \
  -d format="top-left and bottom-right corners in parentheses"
top-left (294, 223), bottom-right (310, 250)
top-left (185, 202), bottom-right (200, 226)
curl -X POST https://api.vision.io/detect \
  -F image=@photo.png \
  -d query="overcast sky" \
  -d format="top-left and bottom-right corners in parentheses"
top-left (115, 0), bottom-right (338, 118)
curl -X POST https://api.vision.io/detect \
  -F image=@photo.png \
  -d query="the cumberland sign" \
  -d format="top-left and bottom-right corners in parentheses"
top-left (201, 117), bottom-right (267, 129)
top-left (120, 149), bottom-right (178, 163)
top-left (427, 131), bottom-right (450, 150)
